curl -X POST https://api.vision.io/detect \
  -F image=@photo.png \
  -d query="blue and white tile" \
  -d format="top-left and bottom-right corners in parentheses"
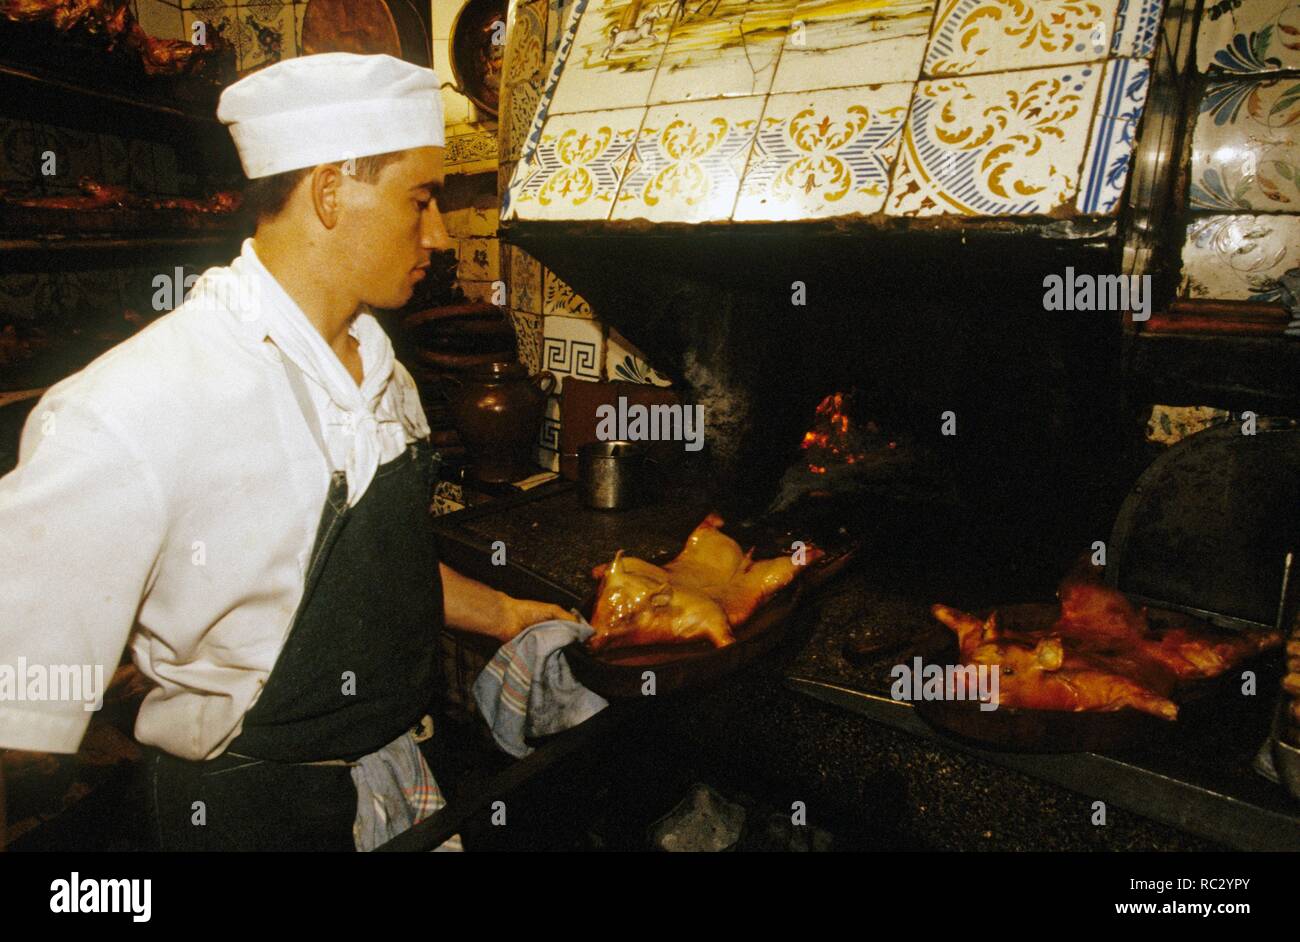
top-left (606, 326), bottom-right (671, 386)
top-left (923, 0), bottom-right (1118, 77)
top-left (735, 82), bottom-right (911, 220)
top-left (1179, 213), bottom-right (1300, 301)
top-left (542, 314), bottom-right (603, 391)
top-left (772, 0), bottom-right (935, 93)
top-left (611, 95), bottom-right (762, 223)
top-left (1077, 57), bottom-right (1151, 214)
top-left (1197, 0), bottom-right (1300, 74)
top-left (1189, 76), bottom-right (1300, 211)
top-left (648, 0), bottom-right (797, 105)
top-left (507, 106), bottom-right (644, 221)
top-left (545, 0), bottom-right (668, 116)
top-left (1109, 0), bottom-right (1165, 57)
top-left (887, 65), bottom-right (1100, 216)
top-left (536, 394), bottom-right (561, 472)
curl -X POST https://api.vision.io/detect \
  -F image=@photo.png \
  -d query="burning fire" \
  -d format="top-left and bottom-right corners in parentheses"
top-left (799, 392), bottom-right (888, 474)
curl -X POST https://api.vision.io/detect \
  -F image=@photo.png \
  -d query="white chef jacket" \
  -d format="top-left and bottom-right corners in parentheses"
top-left (0, 242), bottom-right (431, 760)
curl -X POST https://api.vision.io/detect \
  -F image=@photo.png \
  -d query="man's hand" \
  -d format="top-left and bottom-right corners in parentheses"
top-left (439, 563), bottom-right (574, 643)
top-left (498, 596), bottom-right (575, 643)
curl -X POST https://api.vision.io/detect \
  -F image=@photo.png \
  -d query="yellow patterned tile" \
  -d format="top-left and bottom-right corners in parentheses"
top-left (886, 65), bottom-right (1100, 216)
top-left (611, 95), bottom-right (763, 222)
top-left (923, 0), bottom-right (1118, 77)
top-left (735, 83), bottom-right (912, 220)
top-left (508, 107), bottom-right (644, 220)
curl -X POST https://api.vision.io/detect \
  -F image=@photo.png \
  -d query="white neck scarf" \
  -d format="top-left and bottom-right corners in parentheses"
top-left (223, 239), bottom-right (415, 506)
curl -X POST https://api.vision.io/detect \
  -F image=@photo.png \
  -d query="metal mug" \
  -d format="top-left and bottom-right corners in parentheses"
top-left (579, 440), bottom-right (649, 510)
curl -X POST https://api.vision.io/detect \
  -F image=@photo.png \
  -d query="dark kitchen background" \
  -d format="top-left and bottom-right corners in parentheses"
top-left (1, 0), bottom-right (1299, 852)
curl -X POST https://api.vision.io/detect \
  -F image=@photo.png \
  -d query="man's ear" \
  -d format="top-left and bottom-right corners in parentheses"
top-left (308, 164), bottom-right (344, 229)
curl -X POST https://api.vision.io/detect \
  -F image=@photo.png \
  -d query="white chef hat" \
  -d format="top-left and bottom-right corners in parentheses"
top-left (217, 52), bottom-right (445, 179)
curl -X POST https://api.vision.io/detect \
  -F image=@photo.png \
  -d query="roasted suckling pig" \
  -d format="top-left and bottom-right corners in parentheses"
top-left (4, 0), bottom-right (228, 77)
top-left (588, 514), bottom-right (822, 651)
top-left (932, 579), bottom-right (1282, 720)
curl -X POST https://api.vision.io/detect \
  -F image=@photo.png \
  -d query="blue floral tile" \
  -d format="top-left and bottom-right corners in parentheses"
top-left (735, 82), bottom-right (911, 220)
top-left (1198, 0), bottom-right (1300, 74)
top-left (887, 65), bottom-right (1100, 216)
top-left (1190, 75), bottom-right (1300, 211)
top-left (1077, 57), bottom-right (1151, 214)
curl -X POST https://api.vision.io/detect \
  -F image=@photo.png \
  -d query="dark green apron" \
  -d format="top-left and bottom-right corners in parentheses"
top-left (146, 354), bottom-right (444, 851)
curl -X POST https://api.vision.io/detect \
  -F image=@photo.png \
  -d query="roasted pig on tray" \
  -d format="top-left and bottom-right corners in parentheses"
top-left (588, 514), bottom-right (822, 651)
top-left (932, 580), bottom-right (1282, 720)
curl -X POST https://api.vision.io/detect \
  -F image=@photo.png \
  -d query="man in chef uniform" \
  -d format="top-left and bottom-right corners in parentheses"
top-left (0, 53), bottom-right (569, 851)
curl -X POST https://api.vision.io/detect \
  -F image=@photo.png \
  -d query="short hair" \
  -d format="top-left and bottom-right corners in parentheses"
top-left (242, 150), bottom-right (406, 222)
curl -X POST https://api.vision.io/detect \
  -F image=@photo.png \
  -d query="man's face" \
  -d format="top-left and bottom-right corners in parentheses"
top-left (335, 146), bottom-right (452, 310)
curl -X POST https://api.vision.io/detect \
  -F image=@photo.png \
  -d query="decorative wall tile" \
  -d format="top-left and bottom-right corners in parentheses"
top-left (240, 0), bottom-right (291, 72)
top-left (735, 82), bottom-right (911, 220)
top-left (508, 245), bottom-right (543, 314)
top-left (606, 326), bottom-right (672, 385)
top-left (542, 314), bottom-right (603, 391)
top-left (184, 8), bottom-right (238, 66)
top-left (1077, 57), bottom-right (1151, 213)
top-left (1179, 214), bottom-right (1300, 301)
top-left (536, 394), bottom-right (561, 471)
top-left (508, 107), bottom-right (643, 220)
top-left (501, 0), bottom-right (549, 162)
top-left (546, 0), bottom-right (668, 116)
top-left (771, 0), bottom-right (936, 93)
top-left (543, 268), bottom-right (594, 317)
top-left (1197, 0), bottom-right (1300, 74)
top-left (444, 206), bottom-right (500, 238)
top-left (611, 95), bottom-right (762, 222)
top-left (886, 65), bottom-right (1100, 216)
top-left (648, 0), bottom-right (797, 105)
top-left (924, 0), bottom-right (1117, 77)
top-left (1189, 76), bottom-right (1300, 211)
top-left (457, 238), bottom-right (501, 283)
top-left (509, 308), bottom-right (544, 373)
top-left (135, 0), bottom-right (185, 40)
top-left (1110, 0), bottom-right (1164, 57)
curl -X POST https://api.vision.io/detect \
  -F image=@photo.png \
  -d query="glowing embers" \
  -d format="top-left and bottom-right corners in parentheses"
top-left (799, 391), bottom-right (888, 475)
top-left (770, 391), bottom-right (914, 512)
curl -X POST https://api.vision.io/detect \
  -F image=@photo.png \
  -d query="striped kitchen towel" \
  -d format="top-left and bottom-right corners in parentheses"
top-left (351, 730), bottom-right (463, 852)
top-left (473, 619), bottom-right (609, 759)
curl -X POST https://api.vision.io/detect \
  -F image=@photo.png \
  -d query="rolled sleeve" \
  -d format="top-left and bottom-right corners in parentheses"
top-left (0, 393), bottom-right (166, 753)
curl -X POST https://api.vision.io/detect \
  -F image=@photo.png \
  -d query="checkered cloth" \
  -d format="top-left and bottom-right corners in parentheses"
top-left (350, 730), bottom-right (462, 852)
top-left (473, 619), bottom-right (609, 759)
